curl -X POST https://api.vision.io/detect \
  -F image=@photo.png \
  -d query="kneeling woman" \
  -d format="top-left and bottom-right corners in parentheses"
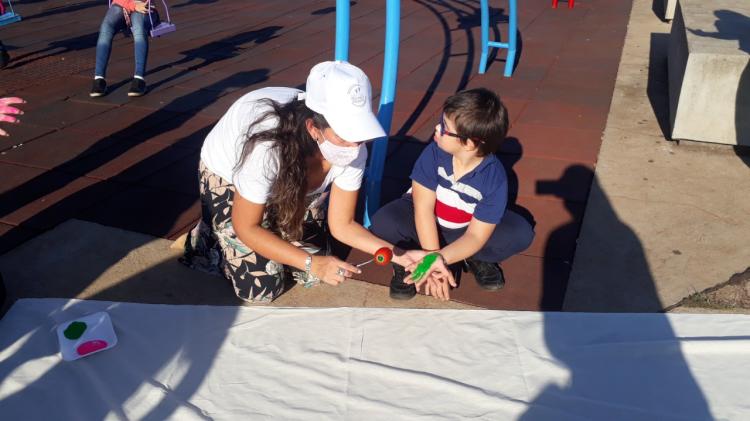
top-left (183, 61), bottom-right (438, 302)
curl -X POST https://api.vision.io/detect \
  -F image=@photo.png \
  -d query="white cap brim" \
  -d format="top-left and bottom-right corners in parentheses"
top-left (324, 108), bottom-right (386, 143)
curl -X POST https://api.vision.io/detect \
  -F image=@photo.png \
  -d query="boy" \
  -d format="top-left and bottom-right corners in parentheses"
top-left (371, 88), bottom-right (534, 300)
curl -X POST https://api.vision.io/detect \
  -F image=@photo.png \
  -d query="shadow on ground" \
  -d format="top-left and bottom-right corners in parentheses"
top-left (523, 166), bottom-right (712, 418)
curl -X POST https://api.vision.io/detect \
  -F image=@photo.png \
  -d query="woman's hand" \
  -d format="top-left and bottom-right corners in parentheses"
top-left (0, 97), bottom-right (25, 137)
top-left (311, 255), bottom-right (361, 286)
top-left (392, 248), bottom-right (428, 269)
top-left (134, 1), bottom-right (152, 14)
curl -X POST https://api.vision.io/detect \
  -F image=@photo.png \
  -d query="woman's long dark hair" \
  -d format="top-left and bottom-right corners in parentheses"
top-left (233, 97), bottom-right (328, 240)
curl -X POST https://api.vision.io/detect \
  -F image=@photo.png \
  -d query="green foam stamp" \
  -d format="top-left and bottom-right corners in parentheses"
top-left (63, 321), bottom-right (87, 340)
top-left (410, 253), bottom-right (440, 282)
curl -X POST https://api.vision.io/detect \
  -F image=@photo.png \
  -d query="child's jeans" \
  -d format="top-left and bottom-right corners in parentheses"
top-left (95, 5), bottom-right (149, 78)
top-left (370, 196), bottom-right (535, 263)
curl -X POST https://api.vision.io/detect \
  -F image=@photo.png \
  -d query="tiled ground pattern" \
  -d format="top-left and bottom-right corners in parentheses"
top-left (0, 0), bottom-right (631, 310)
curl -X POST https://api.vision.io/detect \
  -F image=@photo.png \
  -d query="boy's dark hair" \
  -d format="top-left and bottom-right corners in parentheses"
top-left (443, 88), bottom-right (508, 157)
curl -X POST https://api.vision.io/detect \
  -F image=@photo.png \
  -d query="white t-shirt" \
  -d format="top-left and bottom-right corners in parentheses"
top-left (200, 87), bottom-right (368, 204)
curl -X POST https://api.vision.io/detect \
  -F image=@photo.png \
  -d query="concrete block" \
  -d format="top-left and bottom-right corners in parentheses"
top-left (668, 0), bottom-right (750, 146)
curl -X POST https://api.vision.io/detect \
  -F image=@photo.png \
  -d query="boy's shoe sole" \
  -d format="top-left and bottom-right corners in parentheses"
top-left (127, 92), bottom-right (145, 97)
top-left (89, 92), bottom-right (104, 98)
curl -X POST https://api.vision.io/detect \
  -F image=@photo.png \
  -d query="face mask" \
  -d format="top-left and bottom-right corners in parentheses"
top-left (318, 138), bottom-right (361, 167)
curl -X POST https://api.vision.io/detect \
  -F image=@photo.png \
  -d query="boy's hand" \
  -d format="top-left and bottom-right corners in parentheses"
top-left (418, 273), bottom-right (452, 301)
top-left (404, 251), bottom-right (456, 289)
top-left (0, 97), bottom-right (25, 137)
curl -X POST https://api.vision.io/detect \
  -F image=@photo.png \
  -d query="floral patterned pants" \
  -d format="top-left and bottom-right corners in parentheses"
top-left (181, 161), bottom-right (328, 303)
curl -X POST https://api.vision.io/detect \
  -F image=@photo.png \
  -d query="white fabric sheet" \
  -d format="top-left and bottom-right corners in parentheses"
top-left (1, 299), bottom-right (749, 420)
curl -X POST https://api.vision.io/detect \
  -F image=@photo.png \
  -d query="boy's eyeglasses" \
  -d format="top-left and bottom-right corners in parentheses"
top-left (440, 113), bottom-right (463, 139)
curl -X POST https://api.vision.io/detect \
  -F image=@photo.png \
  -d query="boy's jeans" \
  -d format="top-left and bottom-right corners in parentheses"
top-left (370, 196), bottom-right (535, 263)
top-left (95, 5), bottom-right (149, 78)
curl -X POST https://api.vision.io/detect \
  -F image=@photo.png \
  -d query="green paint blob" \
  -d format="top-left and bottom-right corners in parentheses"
top-left (63, 321), bottom-right (87, 340)
top-left (410, 253), bottom-right (440, 282)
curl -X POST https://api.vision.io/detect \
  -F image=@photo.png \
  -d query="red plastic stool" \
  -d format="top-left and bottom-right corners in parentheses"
top-left (552, 0), bottom-right (575, 8)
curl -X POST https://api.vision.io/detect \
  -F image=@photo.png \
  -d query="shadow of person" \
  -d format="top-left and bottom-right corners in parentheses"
top-left (517, 165), bottom-right (712, 419)
top-left (497, 137), bottom-right (536, 229)
top-left (686, 10), bottom-right (750, 163)
top-left (536, 166), bottom-right (594, 310)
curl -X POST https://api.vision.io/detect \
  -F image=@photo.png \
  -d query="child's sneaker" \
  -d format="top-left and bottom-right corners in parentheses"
top-left (389, 264), bottom-right (416, 300)
top-left (90, 79), bottom-right (107, 97)
top-left (464, 258), bottom-right (505, 290)
top-left (128, 78), bottom-right (146, 97)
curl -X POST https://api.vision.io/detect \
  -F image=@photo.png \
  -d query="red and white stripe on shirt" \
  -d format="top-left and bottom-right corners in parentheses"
top-left (434, 167), bottom-right (484, 229)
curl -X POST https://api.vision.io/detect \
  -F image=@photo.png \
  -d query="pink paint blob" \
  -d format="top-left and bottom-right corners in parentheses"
top-left (76, 340), bottom-right (108, 356)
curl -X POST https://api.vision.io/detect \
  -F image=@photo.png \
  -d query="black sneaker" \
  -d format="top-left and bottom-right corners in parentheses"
top-left (89, 78), bottom-right (106, 97)
top-left (465, 258), bottom-right (505, 290)
top-left (128, 78), bottom-right (146, 97)
top-left (389, 264), bottom-right (416, 300)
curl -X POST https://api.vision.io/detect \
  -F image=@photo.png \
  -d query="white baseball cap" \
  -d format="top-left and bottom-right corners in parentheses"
top-left (304, 61), bottom-right (386, 142)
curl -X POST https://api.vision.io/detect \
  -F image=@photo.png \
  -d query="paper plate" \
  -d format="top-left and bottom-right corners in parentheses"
top-left (56, 311), bottom-right (118, 361)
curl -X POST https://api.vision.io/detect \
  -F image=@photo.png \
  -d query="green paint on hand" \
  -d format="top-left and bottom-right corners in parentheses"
top-left (63, 321), bottom-right (87, 340)
top-left (410, 253), bottom-right (439, 282)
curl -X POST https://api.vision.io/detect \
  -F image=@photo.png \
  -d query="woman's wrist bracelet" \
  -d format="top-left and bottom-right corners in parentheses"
top-left (303, 254), bottom-right (320, 288)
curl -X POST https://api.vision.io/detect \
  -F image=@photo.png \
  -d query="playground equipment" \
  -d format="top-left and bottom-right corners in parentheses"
top-left (478, 0), bottom-right (518, 77)
top-left (0, 0), bottom-right (22, 27)
top-left (107, 0), bottom-right (176, 37)
top-left (552, 0), bottom-right (575, 8)
top-left (335, 0), bottom-right (399, 227)
top-left (148, 0), bottom-right (176, 37)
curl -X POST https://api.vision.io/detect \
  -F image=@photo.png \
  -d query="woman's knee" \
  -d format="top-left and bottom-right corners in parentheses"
top-left (224, 258), bottom-right (285, 303)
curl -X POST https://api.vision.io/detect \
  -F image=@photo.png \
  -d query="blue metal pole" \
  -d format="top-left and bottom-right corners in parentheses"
top-left (478, 0), bottom-right (489, 74)
top-left (504, 0), bottom-right (518, 77)
top-left (335, 0), bottom-right (350, 61)
top-left (363, 0), bottom-right (400, 227)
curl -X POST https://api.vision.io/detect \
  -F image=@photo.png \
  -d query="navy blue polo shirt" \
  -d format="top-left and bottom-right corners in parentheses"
top-left (410, 142), bottom-right (508, 229)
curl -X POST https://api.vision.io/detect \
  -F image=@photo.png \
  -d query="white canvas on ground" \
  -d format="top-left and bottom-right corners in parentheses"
top-left (0, 298), bottom-right (749, 420)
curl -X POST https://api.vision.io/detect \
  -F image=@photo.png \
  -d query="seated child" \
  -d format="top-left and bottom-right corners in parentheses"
top-left (371, 88), bottom-right (534, 300)
top-left (90, 0), bottom-right (154, 98)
